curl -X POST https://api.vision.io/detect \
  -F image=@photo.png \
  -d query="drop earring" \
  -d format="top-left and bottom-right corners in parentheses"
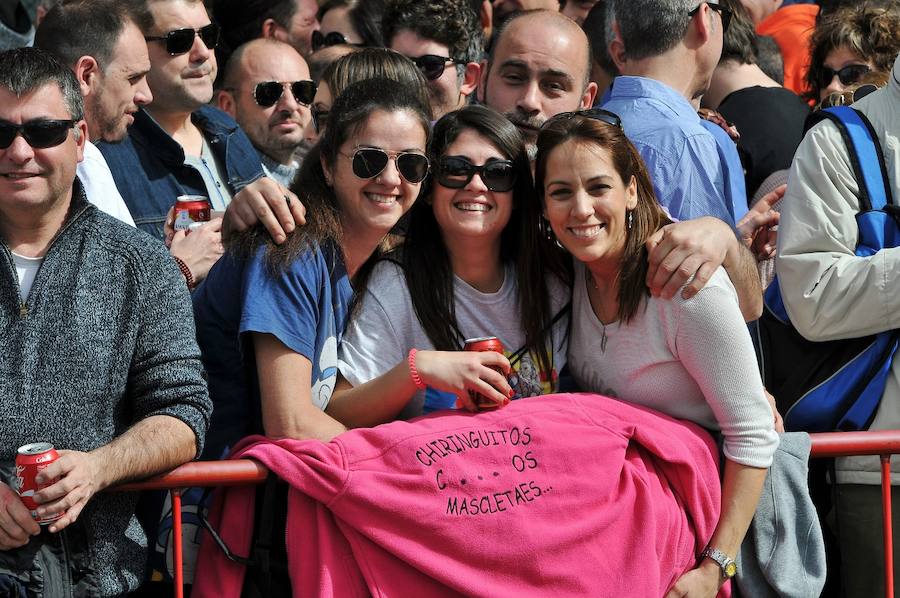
top-left (627, 210), bottom-right (633, 230)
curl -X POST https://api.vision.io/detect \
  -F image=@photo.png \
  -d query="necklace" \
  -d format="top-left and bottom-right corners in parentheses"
top-left (586, 269), bottom-right (609, 353)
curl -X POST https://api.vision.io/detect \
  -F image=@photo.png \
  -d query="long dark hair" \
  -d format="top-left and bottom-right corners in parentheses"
top-left (227, 77), bottom-right (431, 275)
top-left (401, 105), bottom-right (569, 374)
top-left (535, 114), bottom-right (671, 324)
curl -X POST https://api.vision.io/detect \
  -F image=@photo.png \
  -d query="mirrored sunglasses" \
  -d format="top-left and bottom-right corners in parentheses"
top-left (312, 30), bottom-right (361, 52)
top-left (343, 147), bottom-right (430, 184)
top-left (144, 23), bottom-right (220, 56)
top-left (436, 157), bottom-right (517, 192)
top-left (0, 119), bottom-right (76, 149)
top-left (253, 80), bottom-right (317, 108)
top-left (817, 64), bottom-right (871, 89)
top-left (411, 54), bottom-right (460, 81)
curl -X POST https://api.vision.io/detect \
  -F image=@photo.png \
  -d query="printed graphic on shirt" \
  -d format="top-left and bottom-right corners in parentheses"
top-left (423, 349), bottom-right (558, 413)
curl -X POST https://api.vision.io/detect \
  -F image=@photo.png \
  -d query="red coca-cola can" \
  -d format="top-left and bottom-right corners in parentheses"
top-left (173, 195), bottom-right (211, 232)
top-left (464, 336), bottom-right (507, 410)
top-left (14, 443), bottom-right (62, 524)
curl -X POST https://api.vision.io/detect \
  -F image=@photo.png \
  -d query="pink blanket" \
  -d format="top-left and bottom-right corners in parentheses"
top-left (193, 393), bottom-right (726, 597)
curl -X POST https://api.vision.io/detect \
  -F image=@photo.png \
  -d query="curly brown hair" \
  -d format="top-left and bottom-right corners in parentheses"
top-left (806, 3), bottom-right (900, 101)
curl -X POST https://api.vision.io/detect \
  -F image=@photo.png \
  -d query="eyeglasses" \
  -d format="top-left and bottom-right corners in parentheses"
top-left (253, 80), bottom-right (317, 108)
top-left (341, 147), bottom-right (430, 183)
top-left (410, 55), bottom-right (461, 81)
top-left (0, 119), bottom-right (76, 149)
top-left (145, 23), bottom-right (220, 56)
top-left (311, 108), bottom-right (329, 133)
top-left (542, 107), bottom-right (623, 130)
top-left (688, 2), bottom-right (732, 35)
top-left (311, 30), bottom-right (362, 52)
top-left (817, 64), bottom-right (871, 89)
top-left (436, 157), bottom-right (517, 192)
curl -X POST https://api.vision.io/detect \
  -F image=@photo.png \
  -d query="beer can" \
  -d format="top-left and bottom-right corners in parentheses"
top-left (173, 195), bottom-right (211, 232)
top-left (14, 443), bottom-right (62, 524)
top-left (463, 336), bottom-right (507, 409)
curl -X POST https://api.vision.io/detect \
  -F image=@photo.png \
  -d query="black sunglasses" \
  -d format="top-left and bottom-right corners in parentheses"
top-left (311, 30), bottom-right (362, 52)
top-left (542, 107), bottom-right (623, 130)
top-left (436, 157), bottom-right (517, 192)
top-left (410, 54), bottom-right (461, 81)
top-left (817, 64), bottom-right (871, 89)
top-left (342, 147), bottom-right (430, 184)
top-left (688, 2), bottom-right (732, 34)
top-left (312, 108), bottom-right (329, 133)
top-left (0, 119), bottom-right (76, 149)
top-left (145, 23), bottom-right (220, 56)
top-left (253, 80), bottom-right (317, 108)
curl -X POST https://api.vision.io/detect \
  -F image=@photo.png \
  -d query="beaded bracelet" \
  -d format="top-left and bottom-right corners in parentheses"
top-left (172, 256), bottom-right (195, 290)
top-left (408, 348), bottom-right (426, 390)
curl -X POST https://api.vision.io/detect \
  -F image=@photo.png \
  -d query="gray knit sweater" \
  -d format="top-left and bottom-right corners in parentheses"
top-left (0, 182), bottom-right (212, 596)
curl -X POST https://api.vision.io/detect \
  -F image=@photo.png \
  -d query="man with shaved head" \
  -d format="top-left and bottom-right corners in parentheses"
top-left (218, 38), bottom-right (313, 187)
top-left (479, 9), bottom-right (597, 158)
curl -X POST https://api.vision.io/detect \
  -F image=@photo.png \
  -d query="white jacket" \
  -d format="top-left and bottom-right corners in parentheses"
top-left (777, 54), bottom-right (900, 484)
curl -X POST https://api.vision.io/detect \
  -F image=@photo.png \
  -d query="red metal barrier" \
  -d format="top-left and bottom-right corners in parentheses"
top-left (118, 430), bottom-right (900, 598)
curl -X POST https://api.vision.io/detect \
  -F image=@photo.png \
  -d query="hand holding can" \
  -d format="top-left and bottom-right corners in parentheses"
top-left (173, 195), bottom-right (211, 234)
top-left (14, 443), bottom-right (63, 525)
top-left (464, 336), bottom-right (513, 410)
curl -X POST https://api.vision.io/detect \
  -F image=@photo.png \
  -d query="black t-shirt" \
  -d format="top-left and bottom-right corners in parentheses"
top-left (718, 86), bottom-right (811, 198)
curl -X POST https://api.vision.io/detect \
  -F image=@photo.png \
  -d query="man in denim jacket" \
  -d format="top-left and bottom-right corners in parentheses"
top-left (99, 0), bottom-right (265, 240)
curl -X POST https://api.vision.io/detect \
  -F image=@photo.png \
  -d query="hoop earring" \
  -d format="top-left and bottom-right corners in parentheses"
top-left (627, 210), bottom-right (634, 230)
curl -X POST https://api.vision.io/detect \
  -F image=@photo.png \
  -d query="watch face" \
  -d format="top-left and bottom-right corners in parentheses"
top-left (724, 562), bottom-right (737, 578)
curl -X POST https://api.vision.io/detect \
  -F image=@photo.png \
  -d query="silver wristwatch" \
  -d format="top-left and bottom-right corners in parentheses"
top-left (700, 545), bottom-right (737, 579)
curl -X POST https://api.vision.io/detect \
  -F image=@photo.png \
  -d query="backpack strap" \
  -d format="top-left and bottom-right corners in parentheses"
top-left (805, 106), bottom-right (893, 211)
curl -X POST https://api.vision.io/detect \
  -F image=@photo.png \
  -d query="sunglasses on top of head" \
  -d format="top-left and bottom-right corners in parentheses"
top-left (410, 54), bottom-right (462, 81)
top-left (144, 23), bottom-right (220, 56)
top-left (0, 119), bottom-right (77, 149)
top-left (253, 80), bottom-right (317, 108)
top-left (542, 107), bottom-right (623, 130)
top-left (311, 30), bottom-right (363, 52)
top-left (817, 64), bottom-right (871, 89)
top-left (436, 156), bottom-right (517, 192)
top-left (341, 147), bottom-right (430, 184)
top-left (688, 2), bottom-right (732, 34)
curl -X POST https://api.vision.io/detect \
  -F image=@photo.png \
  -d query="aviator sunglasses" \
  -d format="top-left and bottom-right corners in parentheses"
top-left (436, 157), bottom-right (517, 192)
top-left (145, 23), bottom-right (220, 56)
top-left (0, 119), bottom-right (76, 149)
top-left (817, 64), bottom-right (871, 89)
top-left (253, 80), bottom-right (317, 107)
top-left (341, 147), bottom-right (430, 184)
top-left (411, 54), bottom-right (461, 81)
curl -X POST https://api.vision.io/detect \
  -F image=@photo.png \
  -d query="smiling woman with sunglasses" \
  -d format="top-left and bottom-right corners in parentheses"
top-left (329, 105), bottom-right (570, 424)
top-left (193, 77), bottom-right (431, 461)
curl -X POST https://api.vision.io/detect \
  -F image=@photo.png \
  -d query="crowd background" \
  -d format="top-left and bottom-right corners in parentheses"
top-left (0, 0), bottom-right (899, 597)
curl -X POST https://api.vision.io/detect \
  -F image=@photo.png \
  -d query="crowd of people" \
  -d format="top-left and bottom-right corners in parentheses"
top-left (0, 0), bottom-right (899, 596)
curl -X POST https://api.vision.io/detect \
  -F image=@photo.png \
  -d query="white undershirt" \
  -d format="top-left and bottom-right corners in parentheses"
top-left (11, 251), bottom-right (43, 302)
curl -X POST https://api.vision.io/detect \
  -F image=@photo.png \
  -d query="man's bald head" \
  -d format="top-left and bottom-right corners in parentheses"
top-left (480, 9), bottom-right (596, 154)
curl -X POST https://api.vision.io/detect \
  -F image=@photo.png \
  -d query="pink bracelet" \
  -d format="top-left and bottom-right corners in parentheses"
top-left (408, 349), bottom-right (426, 390)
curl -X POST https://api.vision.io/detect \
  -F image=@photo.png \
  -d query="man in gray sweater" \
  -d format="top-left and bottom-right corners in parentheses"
top-left (0, 47), bottom-right (211, 596)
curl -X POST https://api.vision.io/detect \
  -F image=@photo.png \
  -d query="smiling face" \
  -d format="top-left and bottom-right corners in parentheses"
top-left (542, 139), bottom-right (637, 271)
top-left (432, 128), bottom-right (514, 247)
top-left (324, 108), bottom-right (427, 241)
top-left (86, 21), bottom-right (153, 142)
top-left (0, 83), bottom-right (87, 220)
top-left (144, 0), bottom-right (217, 114)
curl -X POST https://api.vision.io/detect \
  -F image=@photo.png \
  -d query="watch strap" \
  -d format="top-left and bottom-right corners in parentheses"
top-left (700, 545), bottom-right (737, 579)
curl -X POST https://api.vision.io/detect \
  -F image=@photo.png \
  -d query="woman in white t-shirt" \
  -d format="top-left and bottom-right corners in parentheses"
top-left (330, 105), bottom-right (570, 422)
top-left (534, 110), bottom-right (778, 597)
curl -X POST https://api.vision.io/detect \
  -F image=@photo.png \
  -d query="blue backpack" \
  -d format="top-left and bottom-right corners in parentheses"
top-left (759, 105), bottom-right (899, 432)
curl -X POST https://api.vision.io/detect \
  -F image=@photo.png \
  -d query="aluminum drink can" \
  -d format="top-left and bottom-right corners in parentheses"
top-left (463, 336), bottom-right (506, 409)
top-left (173, 195), bottom-right (211, 231)
top-left (14, 443), bottom-right (62, 524)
